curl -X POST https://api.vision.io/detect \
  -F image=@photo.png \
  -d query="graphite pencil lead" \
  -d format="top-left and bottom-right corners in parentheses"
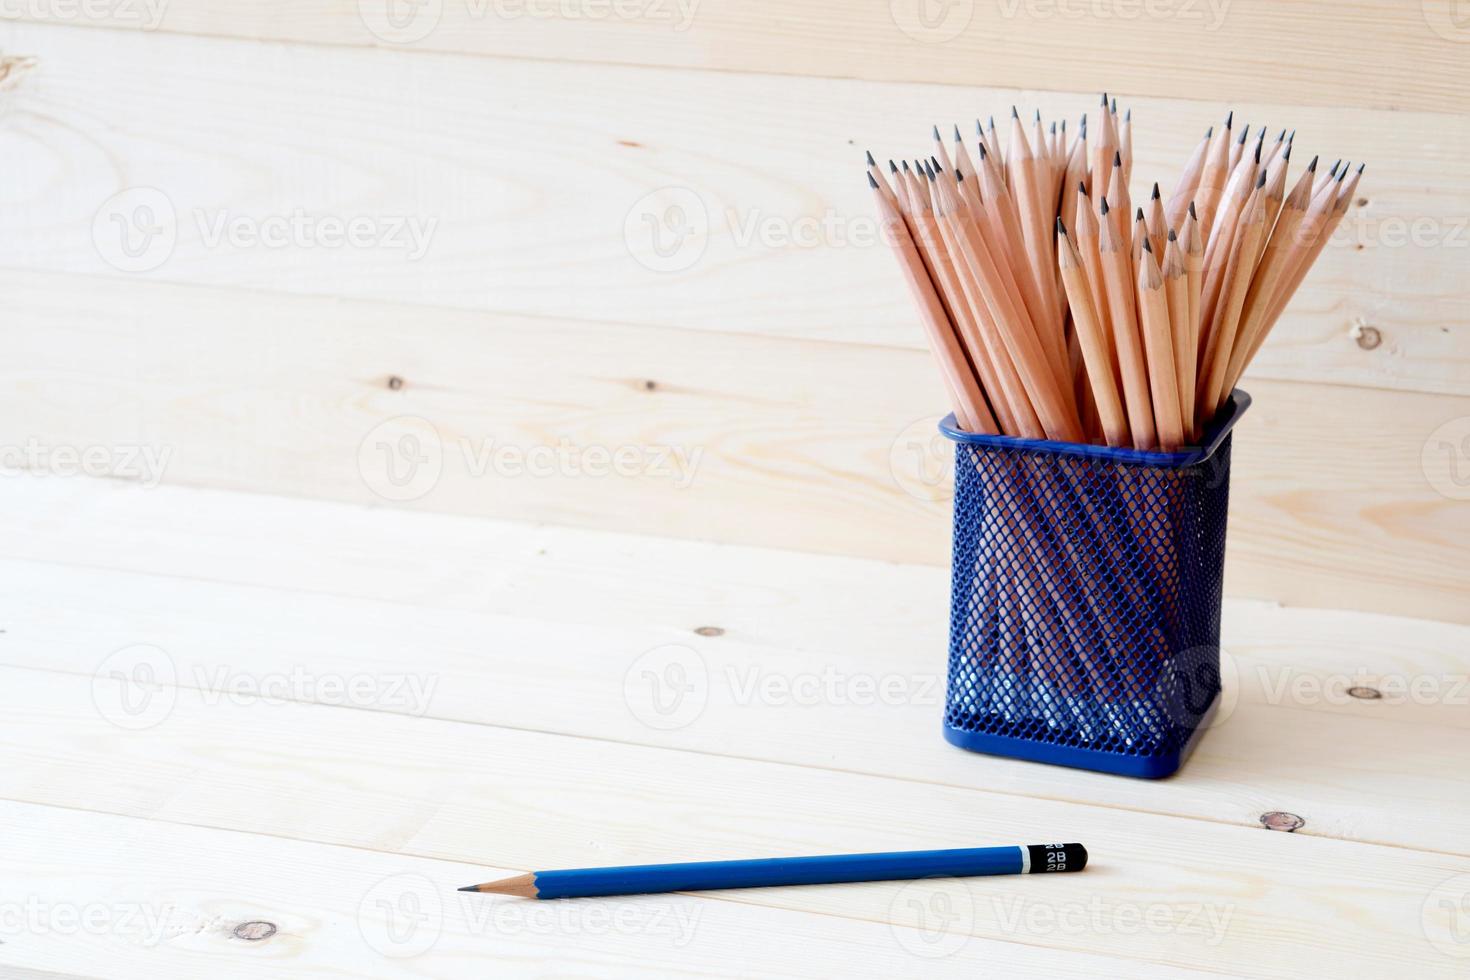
top-left (976, 118), bottom-right (985, 136)
top-left (1011, 105), bottom-right (1020, 119)
top-left (865, 150), bottom-right (876, 167)
top-left (1282, 144), bottom-right (1292, 161)
top-left (932, 124), bottom-right (941, 141)
top-left (1110, 97), bottom-right (1117, 114)
top-left (867, 171), bottom-right (879, 189)
top-left (930, 155), bottom-right (943, 172)
top-left (1151, 182), bottom-right (1161, 200)
top-left (1100, 196), bottom-right (1111, 215)
top-left (1125, 108), bottom-right (1131, 121)
top-left (1100, 92), bottom-right (1108, 106)
top-left (954, 124), bottom-right (963, 142)
top-left (977, 142), bottom-right (988, 159)
top-left (1224, 109), bottom-right (1234, 129)
top-left (1168, 228), bottom-right (1178, 241)
top-left (1306, 154), bottom-right (1319, 172)
top-left (1357, 162), bottom-right (1365, 174)
top-left (1078, 181), bottom-right (1087, 195)
top-left (1276, 128), bottom-right (1286, 142)
top-left (1057, 216), bottom-right (1068, 236)
top-left (901, 159), bottom-right (910, 171)
top-left (1143, 237), bottom-right (1153, 253)
top-left (1188, 200), bottom-right (1197, 218)
top-left (1035, 109), bottom-right (1042, 122)
top-left (1136, 206), bottom-right (1144, 220)
top-left (889, 159), bottom-right (898, 173)
top-left (1337, 164), bottom-right (1350, 183)
top-left (1113, 150), bottom-right (1122, 167)
top-left (1206, 126), bottom-right (1214, 138)
top-left (1257, 169), bottom-right (1267, 188)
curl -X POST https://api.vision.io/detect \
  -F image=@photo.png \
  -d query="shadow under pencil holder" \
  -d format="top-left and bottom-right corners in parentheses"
top-left (938, 391), bottom-right (1251, 779)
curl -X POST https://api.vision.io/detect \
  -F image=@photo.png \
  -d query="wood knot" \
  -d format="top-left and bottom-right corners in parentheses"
top-left (1259, 811), bottom-right (1304, 832)
top-left (233, 920), bottom-right (277, 941)
top-left (693, 626), bottom-right (724, 637)
top-left (1350, 322), bottom-right (1381, 350)
top-left (1347, 686), bottom-right (1382, 700)
top-left (387, 375), bottom-right (405, 390)
top-left (644, 379), bottom-right (657, 391)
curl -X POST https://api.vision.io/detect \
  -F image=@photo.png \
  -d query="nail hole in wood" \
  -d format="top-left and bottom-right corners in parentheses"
top-left (644, 379), bottom-right (657, 391)
top-left (387, 375), bottom-right (405, 391)
top-left (694, 626), bottom-right (724, 637)
top-left (1347, 686), bottom-right (1382, 700)
top-left (1259, 811), bottom-right (1304, 832)
top-left (233, 921), bottom-right (277, 941)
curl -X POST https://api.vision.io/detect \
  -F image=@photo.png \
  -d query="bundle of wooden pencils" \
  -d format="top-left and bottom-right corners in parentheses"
top-left (869, 96), bottom-right (1363, 450)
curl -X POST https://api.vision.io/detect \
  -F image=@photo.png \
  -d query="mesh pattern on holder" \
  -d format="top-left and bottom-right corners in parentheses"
top-left (940, 392), bottom-right (1248, 778)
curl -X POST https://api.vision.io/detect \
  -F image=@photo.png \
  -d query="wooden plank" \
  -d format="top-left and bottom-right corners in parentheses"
top-left (4, 554), bottom-right (1467, 856)
top-left (1, 668), bottom-right (1466, 977)
top-left (2, 281), bottom-right (1468, 623)
top-left (5, 0), bottom-right (1468, 116)
top-left (0, 25), bottom-right (1465, 395)
top-left (2, 802), bottom-right (1182, 979)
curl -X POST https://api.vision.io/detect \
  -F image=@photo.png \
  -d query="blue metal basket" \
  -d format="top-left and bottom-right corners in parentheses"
top-left (939, 391), bottom-right (1251, 779)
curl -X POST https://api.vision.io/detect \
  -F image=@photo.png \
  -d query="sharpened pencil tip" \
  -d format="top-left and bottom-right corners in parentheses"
top-left (901, 160), bottom-right (910, 171)
top-left (954, 124), bottom-right (962, 142)
top-left (1257, 169), bottom-right (1267, 188)
top-left (1100, 91), bottom-right (1108, 106)
top-left (1125, 108), bottom-right (1131, 121)
top-left (1056, 216), bottom-right (1067, 236)
top-left (977, 142), bottom-right (988, 159)
top-left (1282, 144), bottom-right (1292, 162)
top-left (932, 124), bottom-right (941, 141)
top-left (1135, 206), bottom-right (1144, 221)
top-left (1100, 196), bottom-right (1110, 215)
top-left (458, 885), bottom-right (481, 892)
top-left (1206, 126), bottom-right (1213, 138)
top-left (1225, 110), bottom-right (1234, 129)
top-left (865, 150), bottom-right (875, 167)
top-left (930, 155), bottom-right (942, 172)
top-left (1357, 162), bottom-right (1365, 174)
top-left (976, 118), bottom-right (985, 136)
top-left (1143, 237), bottom-right (1153, 253)
top-left (1035, 109), bottom-right (1042, 123)
top-left (988, 115), bottom-right (996, 131)
top-left (1151, 182), bottom-right (1160, 200)
top-left (889, 159), bottom-right (898, 173)
top-left (1168, 228), bottom-right (1178, 241)
top-left (1113, 150), bottom-right (1122, 167)
top-left (1188, 200), bottom-right (1197, 218)
top-left (1306, 154), bottom-right (1318, 172)
top-left (867, 171), bottom-right (879, 189)
top-left (1110, 97), bottom-right (1117, 114)
top-left (1078, 181), bottom-right (1088, 196)
top-left (1011, 105), bottom-right (1019, 119)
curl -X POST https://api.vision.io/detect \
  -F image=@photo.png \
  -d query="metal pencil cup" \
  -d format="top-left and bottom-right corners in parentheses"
top-left (938, 391), bottom-right (1251, 778)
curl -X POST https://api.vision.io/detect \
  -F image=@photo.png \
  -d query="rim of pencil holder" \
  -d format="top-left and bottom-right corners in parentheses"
top-left (938, 389), bottom-right (1251, 465)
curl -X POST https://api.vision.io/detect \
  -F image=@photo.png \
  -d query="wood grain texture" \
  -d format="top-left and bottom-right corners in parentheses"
top-left (4, 549), bottom-right (1467, 856)
top-left (0, 24), bottom-right (1465, 396)
top-left (3, 665), bottom-right (1467, 977)
top-left (2, 803), bottom-right (1184, 979)
top-left (3, 273), bottom-right (1468, 623)
top-left (5, 0), bottom-right (1469, 115)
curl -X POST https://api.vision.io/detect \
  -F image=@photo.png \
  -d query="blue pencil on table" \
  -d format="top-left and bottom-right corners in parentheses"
top-left (458, 843), bottom-right (1087, 899)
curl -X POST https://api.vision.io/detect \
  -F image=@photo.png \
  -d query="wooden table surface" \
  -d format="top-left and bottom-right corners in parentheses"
top-left (1, 475), bottom-right (1467, 978)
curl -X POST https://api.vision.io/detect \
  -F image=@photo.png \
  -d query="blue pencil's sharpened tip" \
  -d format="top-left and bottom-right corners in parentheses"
top-left (458, 885), bottom-right (480, 892)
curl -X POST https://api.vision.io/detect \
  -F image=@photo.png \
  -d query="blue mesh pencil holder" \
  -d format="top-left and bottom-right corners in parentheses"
top-left (939, 391), bottom-right (1251, 779)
